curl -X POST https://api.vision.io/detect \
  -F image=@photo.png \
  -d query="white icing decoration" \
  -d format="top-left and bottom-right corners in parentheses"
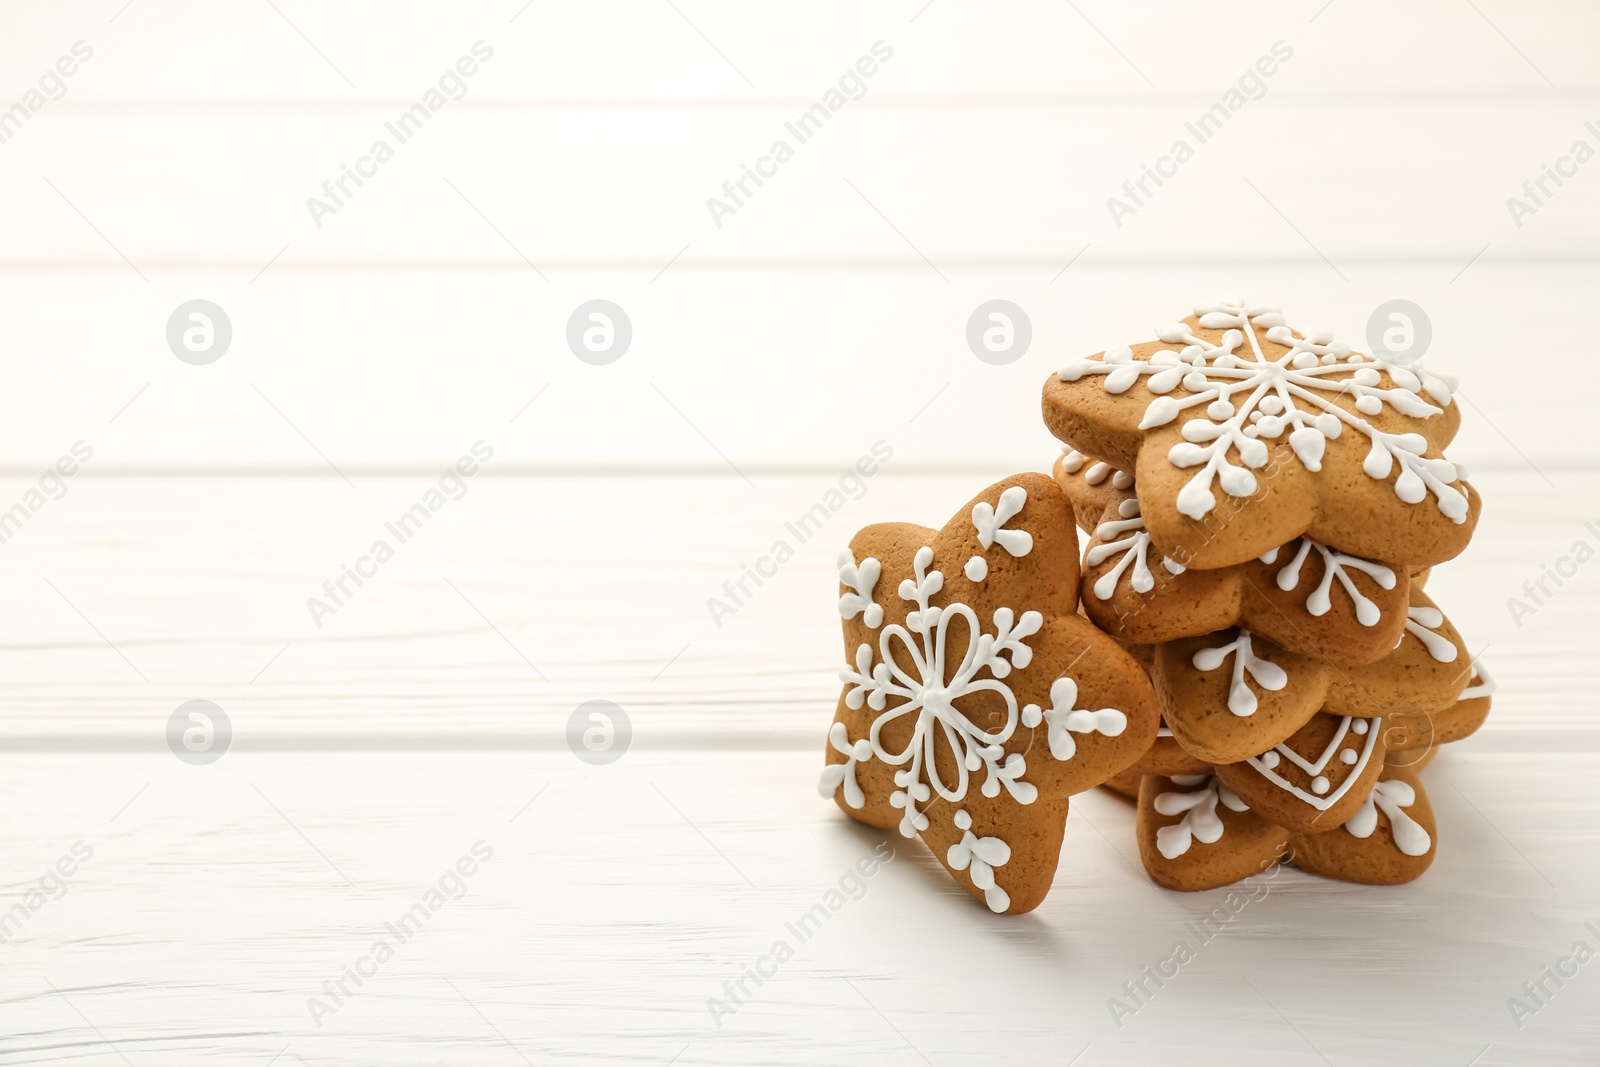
top-left (1020, 675), bottom-right (1127, 762)
top-left (1269, 539), bottom-right (1396, 627)
top-left (1191, 631), bottom-right (1288, 716)
top-left (1246, 716), bottom-right (1381, 811)
top-left (1311, 775), bottom-right (1330, 795)
top-left (1346, 778), bottom-right (1431, 856)
top-left (837, 550), bottom-right (884, 628)
top-left (1059, 446), bottom-right (1086, 473)
top-left (1153, 775), bottom-right (1249, 859)
top-left (948, 809), bottom-right (1012, 912)
top-left (1461, 661), bottom-right (1496, 701)
top-left (837, 545), bottom-right (1045, 839)
top-left (1084, 498), bottom-right (1186, 600)
top-left (1056, 296), bottom-right (1465, 523)
top-left (818, 721), bottom-right (873, 808)
top-left (972, 485), bottom-right (1033, 558)
top-left (1340, 748), bottom-right (1358, 765)
top-left (1398, 605), bottom-right (1457, 662)
top-left (964, 555), bottom-right (988, 582)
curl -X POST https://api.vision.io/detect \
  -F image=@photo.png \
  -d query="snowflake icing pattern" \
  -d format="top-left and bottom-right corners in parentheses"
top-left (1057, 297), bottom-right (1468, 523)
top-left (830, 540), bottom-right (1126, 849)
top-left (837, 545), bottom-right (1043, 838)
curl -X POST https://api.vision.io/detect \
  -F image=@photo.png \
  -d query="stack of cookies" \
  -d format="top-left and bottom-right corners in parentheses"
top-left (1044, 297), bottom-right (1491, 890)
top-left (818, 296), bottom-right (1489, 913)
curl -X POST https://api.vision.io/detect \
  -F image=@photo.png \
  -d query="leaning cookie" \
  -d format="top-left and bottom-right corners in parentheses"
top-left (1213, 713), bottom-right (1389, 833)
top-left (1042, 296), bottom-right (1481, 570)
top-left (1383, 659), bottom-right (1495, 770)
top-left (1152, 587), bottom-right (1472, 766)
top-left (1101, 766), bottom-right (1142, 802)
top-left (1053, 447), bottom-right (1133, 533)
top-left (1068, 480), bottom-right (1414, 666)
top-left (1135, 772), bottom-right (1289, 891)
top-left (821, 474), bottom-right (1159, 915)
top-left (1286, 766), bottom-right (1436, 884)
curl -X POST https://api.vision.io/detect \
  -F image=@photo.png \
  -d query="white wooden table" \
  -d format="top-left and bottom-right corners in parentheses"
top-left (3, 2), bottom-right (1599, 1064)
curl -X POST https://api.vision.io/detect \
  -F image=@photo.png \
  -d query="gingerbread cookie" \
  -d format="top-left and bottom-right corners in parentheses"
top-left (1152, 587), bottom-right (1471, 765)
top-left (821, 474), bottom-right (1159, 914)
top-left (1043, 296), bottom-right (1481, 570)
top-left (1287, 766), bottom-right (1436, 884)
top-left (1213, 712), bottom-right (1388, 833)
top-left (1053, 447), bottom-right (1134, 533)
top-left (1383, 658), bottom-right (1494, 761)
top-left (1131, 721), bottom-right (1210, 778)
top-left (1102, 766), bottom-right (1142, 802)
top-left (1135, 772), bottom-right (1289, 891)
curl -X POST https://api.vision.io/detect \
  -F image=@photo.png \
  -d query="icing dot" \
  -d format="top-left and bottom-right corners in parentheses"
top-left (1352, 720), bottom-right (1370, 735)
top-left (1355, 394), bottom-right (1383, 415)
top-left (1311, 776), bottom-right (1330, 795)
top-left (964, 555), bottom-right (988, 582)
top-left (1261, 751), bottom-right (1280, 769)
top-left (1207, 399), bottom-right (1234, 419)
top-left (1340, 749), bottom-right (1358, 765)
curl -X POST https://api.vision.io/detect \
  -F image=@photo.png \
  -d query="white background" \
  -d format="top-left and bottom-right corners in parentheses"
top-left (0, 2), bottom-right (1597, 1064)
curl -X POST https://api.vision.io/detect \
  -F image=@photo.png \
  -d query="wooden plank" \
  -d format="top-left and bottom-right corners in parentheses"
top-left (5, 0), bottom-right (1595, 100)
top-left (4, 98), bottom-right (1599, 264)
top-left (0, 264), bottom-right (1584, 469)
top-left (0, 468), bottom-right (1587, 745)
top-left (0, 748), bottom-right (1593, 1064)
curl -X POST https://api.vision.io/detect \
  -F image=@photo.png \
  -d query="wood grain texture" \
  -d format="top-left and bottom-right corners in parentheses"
top-left (3, 1), bottom-right (1597, 1061)
top-left (0, 749), bottom-right (1595, 1065)
top-left (0, 468), bottom-right (1588, 747)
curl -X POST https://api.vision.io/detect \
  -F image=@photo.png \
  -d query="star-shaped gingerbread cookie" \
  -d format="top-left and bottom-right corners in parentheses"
top-left (1042, 296), bottom-right (1482, 570)
top-left (821, 474), bottom-right (1158, 914)
top-left (1053, 449), bottom-right (1417, 665)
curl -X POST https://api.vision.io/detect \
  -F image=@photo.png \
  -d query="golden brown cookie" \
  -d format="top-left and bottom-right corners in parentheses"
top-left (1383, 658), bottom-right (1493, 763)
top-left (1083, 509), bottom-right (1413, 665)
top-left (1287, 767), bottom-right (1436, 884)
top-left (1052, 447), bottom-right (1133, 533)
top-left (1153, 586), bottom-right (1471, 765)
top-left (1101, 766), bottom-right (1141, 802)
top-left (1213, 713), bottom-right (1388, 833)
top-left (1042, 297), bottom-right (1480, 570)
top-left (821, 474), bottom-right (1159, 914)
top-left (1131, 720), bottom-right (1211, 778)
top-left (1135, 773), bottom-right (1289, 891)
